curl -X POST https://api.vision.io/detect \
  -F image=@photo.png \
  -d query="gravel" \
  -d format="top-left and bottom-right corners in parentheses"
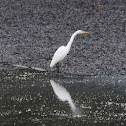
top-left (0, 0), bottom-right (126, 75)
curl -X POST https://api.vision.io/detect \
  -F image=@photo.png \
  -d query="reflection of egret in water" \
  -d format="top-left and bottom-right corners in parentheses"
top-left (50, 80), bottom-right (81, 117)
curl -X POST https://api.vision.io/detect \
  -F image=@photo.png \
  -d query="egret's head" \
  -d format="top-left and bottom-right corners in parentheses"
top-left (76, 30), bottom-right (88, 34)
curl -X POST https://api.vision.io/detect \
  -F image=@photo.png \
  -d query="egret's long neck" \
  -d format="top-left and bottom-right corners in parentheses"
top-left (66, 32), bottom-right (78, 49)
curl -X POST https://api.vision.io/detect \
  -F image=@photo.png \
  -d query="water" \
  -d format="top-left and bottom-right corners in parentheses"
top-left (0, 69), bottom-right (126, 126)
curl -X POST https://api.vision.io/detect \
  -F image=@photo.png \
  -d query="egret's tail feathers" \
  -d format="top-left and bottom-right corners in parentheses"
top-left (50, 62), bottom-right (54, 68)
top-left (50, 64), bottom-right (53, 68)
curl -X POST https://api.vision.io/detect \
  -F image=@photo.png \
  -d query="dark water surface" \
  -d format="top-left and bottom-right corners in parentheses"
top-left (0, 69), bottom-right (126, 126)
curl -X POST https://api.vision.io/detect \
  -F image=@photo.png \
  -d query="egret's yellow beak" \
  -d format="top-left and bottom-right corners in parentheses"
top-left (82, 31), bottom-right (88, 34)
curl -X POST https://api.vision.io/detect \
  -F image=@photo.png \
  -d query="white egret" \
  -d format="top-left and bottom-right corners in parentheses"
top-left (50, 30), bottom-right (88, 68)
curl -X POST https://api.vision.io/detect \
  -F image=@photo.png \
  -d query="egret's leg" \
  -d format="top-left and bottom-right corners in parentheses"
top-left (56, 63), bottom-right (61, 73)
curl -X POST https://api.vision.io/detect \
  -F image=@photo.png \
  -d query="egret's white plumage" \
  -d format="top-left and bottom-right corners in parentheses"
top-left (50, 30), bottom-right (88, 68)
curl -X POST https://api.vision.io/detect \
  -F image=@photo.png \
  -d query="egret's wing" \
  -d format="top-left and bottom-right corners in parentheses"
top-left (54, 46), bottom-right (66, 55)
top-left (53, 46), bottom-right (66, 59)
top-left (50, 46), bottom-right (66, 67)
